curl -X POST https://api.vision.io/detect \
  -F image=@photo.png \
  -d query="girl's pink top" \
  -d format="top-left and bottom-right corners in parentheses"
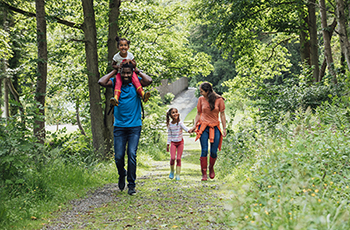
top-left (167, 121), bottom-right (189, 144)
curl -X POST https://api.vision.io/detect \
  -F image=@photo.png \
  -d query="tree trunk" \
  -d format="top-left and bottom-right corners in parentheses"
top-left (102, 0), bottom-right (122, 155)
top-left (336, 0), bottom-right (350, 72)
top-left (76, 98), bottom-right (86, 136)
top-left (320, 0), bottom-right (337, 83)
top-left (299, 8), bottom-right (311, 66)
top-left (4, 78), bottom-right (9, 118)
top-left (309, 0), bottom-right (320, 82)
top-left (82, 0), bottom-right (107, 155)
top-left (319, 18), bottom-right (337, 81)
top-left (34, 0), bottom-right (47, 143)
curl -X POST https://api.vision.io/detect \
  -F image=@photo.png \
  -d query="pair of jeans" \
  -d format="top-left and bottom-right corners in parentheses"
top-left (199, 126), bottom-right (221, 158)
top-left (113, 126), bottom-right (141, 189)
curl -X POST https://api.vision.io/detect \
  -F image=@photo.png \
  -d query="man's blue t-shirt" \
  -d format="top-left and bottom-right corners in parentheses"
top-left (111, 78), bottom-right (142, 127)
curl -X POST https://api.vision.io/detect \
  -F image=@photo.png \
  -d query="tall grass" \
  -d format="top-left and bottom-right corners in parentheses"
top-left (0, 156), bottom-right (116, 229)
top-left (218, 99), bottom-right (350, 229)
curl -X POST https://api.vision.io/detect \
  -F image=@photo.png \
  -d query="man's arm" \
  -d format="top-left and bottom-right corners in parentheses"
top-left (98, 69), bottom-right (118, 88)
top-left (135, 67), bottom-right (152, 87)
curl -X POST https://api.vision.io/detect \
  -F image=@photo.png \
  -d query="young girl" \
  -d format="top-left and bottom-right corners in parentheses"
top-left (110, 36), bottom-right (151, 106)
top-left (166, 108), bottom-right (190, 180)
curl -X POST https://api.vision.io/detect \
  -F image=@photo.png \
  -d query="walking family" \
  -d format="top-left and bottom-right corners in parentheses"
top-left (98, 35), bottom-right (226, 195)
top-left (167, 82), bottom-right (227, 181)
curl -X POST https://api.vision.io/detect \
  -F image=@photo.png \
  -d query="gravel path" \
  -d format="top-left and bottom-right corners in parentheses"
top-left (43, 150), bottom-right (230, 229)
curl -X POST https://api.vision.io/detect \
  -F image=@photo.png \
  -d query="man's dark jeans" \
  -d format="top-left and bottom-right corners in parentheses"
top-left (113, 126), bottom-right (141, 189)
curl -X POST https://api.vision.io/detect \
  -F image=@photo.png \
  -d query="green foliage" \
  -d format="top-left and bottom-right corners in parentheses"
top-left (188, 23), bottom-right (235, 94)
top-left (0, 116), bottom-right (43, 182)
top-left (115, 0), bottom-right (213, 79)
top-left (218, 91), bottom-right (350, 228)
top-left (224, 68), bottom-right (345, 129)
top-left (0, 28), bottom-right (12, 60)
top-left (48, 129), bottom-right (98, 165)
top-left (140, 89), bottom-right (168, 161)
top-left (163, 92), bottom-right (175, 104)
top-left (0, 158), bottom-right (115, 228)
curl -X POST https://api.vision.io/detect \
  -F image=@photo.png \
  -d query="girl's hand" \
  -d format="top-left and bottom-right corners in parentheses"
top-left (112, 64), bottom-right (120, 70)
top-left (166, 144), bottom-right (169, 152)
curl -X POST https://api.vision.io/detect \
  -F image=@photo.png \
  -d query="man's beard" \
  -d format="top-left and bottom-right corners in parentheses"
top-left (122, 77), bottom-right (132, 85)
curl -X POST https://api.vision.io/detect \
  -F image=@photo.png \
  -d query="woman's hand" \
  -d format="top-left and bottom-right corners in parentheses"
top-left (222, 129), bottom-right (227, 137)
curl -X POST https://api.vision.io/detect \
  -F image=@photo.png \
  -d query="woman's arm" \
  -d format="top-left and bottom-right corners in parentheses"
top-left (220, 111), bottom-right (227, 137)
top-left (135, 67), bottom-right (152, 87)
top-left (98, 69), bottom-right (118, 88)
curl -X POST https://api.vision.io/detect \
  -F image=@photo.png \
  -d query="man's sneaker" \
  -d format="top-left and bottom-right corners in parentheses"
top-left (142, 92), bottom-right (151, 103)
top-left (128, 187), bottom-right (136, 195)
top-left (169, 171), bottom-right (174, 179)
top-left (118, 173), bottom-right (126, 191)
top-left (110, 97), bottom-right (119, 106)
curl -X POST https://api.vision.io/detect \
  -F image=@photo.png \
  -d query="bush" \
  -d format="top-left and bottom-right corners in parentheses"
top-left (163, 92), bottom-right (175, 104)
top-left (218, 95), bottom-right (350, 229)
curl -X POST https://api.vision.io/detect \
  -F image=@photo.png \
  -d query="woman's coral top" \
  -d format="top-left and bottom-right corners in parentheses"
top-left (195, 96), bottom-right (225, 151)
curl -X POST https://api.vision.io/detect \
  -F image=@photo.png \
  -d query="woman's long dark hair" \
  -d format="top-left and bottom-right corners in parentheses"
top-left (200, 82), bottom-right (223, 111)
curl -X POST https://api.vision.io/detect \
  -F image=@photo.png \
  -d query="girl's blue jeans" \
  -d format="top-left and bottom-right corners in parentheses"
top-left (199, 125), bottom-right (221, 158)
top-left (113, 126), bottom-right (141, 189)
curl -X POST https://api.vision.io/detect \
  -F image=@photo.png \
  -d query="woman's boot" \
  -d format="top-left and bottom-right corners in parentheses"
top-left (200, 157), bottom-right (208, 181)
top-left (209, 156), bottom-right (217, 179)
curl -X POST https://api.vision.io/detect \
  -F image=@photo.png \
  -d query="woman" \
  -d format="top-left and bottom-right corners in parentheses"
top-left (189, 82), bottom-right (227, 181)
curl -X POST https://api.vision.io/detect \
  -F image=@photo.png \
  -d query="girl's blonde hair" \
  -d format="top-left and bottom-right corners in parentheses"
top-left (166, 108), bottom-right (179, 127)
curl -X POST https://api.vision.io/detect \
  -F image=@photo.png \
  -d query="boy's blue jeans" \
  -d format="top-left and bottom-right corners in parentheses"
top-left (199, 126), bottom-right (221, 158)
top-left (113, 126), bottom-right (141, 189)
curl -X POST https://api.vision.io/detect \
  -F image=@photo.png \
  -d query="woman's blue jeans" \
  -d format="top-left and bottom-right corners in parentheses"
top-left (113, 126), bottom-right (141, 189)
top-left (199, 126), bottom-right (221, 158)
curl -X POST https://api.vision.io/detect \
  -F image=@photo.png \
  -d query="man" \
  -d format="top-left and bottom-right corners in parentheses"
top-left (98, 62), bottom-right (152, 195)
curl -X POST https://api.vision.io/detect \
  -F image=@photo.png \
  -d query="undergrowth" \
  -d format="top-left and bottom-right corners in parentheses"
top-left (217, 95), bottom-right (350, 229)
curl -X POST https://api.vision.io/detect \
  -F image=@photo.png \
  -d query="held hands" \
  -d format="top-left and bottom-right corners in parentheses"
top-left (188, 127), bottom-right (196, 133)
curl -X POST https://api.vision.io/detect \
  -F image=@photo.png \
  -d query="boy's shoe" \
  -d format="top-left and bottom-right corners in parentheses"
top-left (142, 92), bottom-right (151, 103)
top-left (169, 171), bottom-right (174, 179)
top-left (118, 172), bottom-right (126, 191)
top-left (110, 97), bottom-right (119, 106)
top-left (128, 187), bottom-right (136, 195)
top-left (176, 175), bottom-right (180, 181)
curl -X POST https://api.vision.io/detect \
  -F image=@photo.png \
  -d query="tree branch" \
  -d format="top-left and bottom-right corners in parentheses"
top-left (0, 1), bottom-right (83, 30)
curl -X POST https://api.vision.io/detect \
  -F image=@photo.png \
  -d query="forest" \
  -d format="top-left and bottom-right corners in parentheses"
top-left (1, 0), bottom-right (350, 229)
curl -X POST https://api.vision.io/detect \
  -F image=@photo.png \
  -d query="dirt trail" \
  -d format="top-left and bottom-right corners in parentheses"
top-left (43, 150), bottom-right (231, 229)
